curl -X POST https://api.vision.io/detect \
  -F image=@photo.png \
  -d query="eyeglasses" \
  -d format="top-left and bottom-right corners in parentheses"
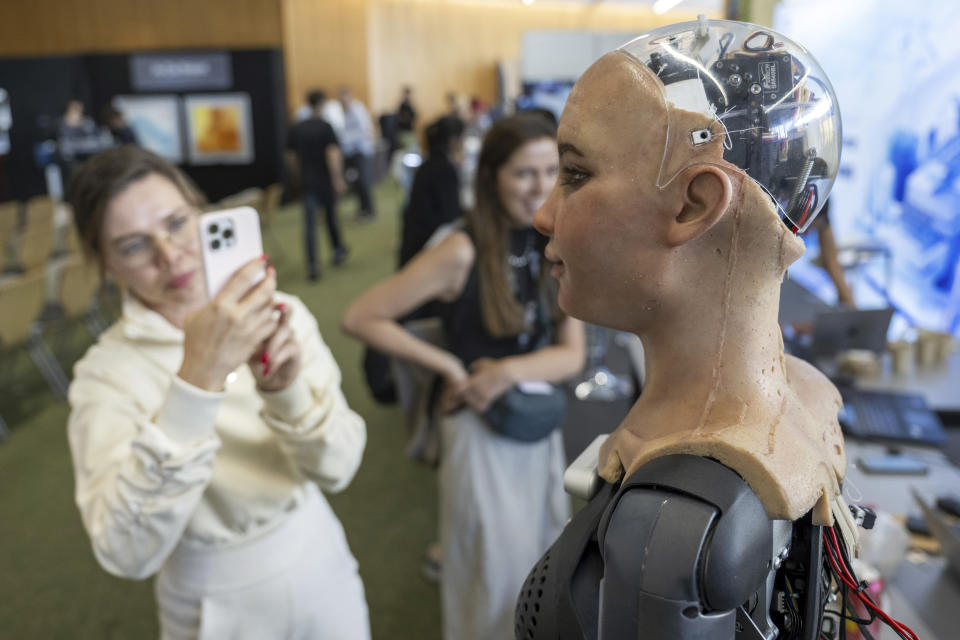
top-left (109, 209), bottom-right (199, 269)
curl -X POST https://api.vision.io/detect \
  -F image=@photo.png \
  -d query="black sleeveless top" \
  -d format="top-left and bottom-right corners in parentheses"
top-left (441, 226), bottom-right (552, 367)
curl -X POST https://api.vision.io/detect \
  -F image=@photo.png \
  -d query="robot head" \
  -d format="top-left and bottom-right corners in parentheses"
top-left (616, 17), bottom-right (841, 233)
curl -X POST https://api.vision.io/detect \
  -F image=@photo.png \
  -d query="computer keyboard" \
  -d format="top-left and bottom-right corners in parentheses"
top-left (837, 386), bottom-right (947, 446)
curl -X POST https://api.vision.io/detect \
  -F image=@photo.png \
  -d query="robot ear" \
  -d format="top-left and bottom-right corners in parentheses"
top-left (665, 165), bottom-right (733, 247)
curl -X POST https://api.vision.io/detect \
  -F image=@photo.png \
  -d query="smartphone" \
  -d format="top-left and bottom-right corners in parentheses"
top-left (198, 206), bottom-right (264, 299)
top-left (857, 454), bottom-right (929, 475)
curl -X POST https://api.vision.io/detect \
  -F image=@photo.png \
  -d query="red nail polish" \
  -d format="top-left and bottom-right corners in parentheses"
top-left (260, 352), bottom-right (270, 364)
top-left (277, 302), bottom-right (286, 310)
top-left (263, 363), bottom-right (270, 376)
top-left (261, 254), bottom-right (268, 261)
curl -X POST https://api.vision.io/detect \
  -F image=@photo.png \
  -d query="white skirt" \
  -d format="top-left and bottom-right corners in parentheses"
top-left (438, 408), bottom-right (569, 640)
top-left (155, 485), bottom-right (370, 640)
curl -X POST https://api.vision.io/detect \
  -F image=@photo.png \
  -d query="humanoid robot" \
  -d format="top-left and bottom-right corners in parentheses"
top-left (517, 18), bottom-right (915, 640)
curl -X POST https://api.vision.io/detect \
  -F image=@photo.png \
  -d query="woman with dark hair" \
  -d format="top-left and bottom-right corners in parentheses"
top-left (66, 146), bottom-right (370, 639)
top-left (343, 114), bottom-right (585, 640)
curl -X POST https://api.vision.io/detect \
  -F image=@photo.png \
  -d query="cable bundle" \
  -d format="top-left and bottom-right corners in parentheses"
top-left (821, 524), bottom-right (919, 640)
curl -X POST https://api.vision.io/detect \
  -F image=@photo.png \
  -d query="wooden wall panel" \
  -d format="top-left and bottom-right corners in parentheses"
top-left (281, 0), bottom-right (371, 117)
top-left (367, 0), bottom-right (718, 127)
top-left (0, 0), bottom-right (282, 55)
top-left (1, 0), bottom-right (727, 126)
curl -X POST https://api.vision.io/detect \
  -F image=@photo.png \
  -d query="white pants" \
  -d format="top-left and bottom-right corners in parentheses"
top-left (439, 409), bottom-right (569, 640)
top-left (155, 485), bottom-right (370, 640)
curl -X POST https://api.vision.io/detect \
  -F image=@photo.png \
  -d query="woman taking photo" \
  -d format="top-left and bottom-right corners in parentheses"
top-left (343, 113), bottom-right (585, 640)
top-left (66, 146), bottom-right (369, 639)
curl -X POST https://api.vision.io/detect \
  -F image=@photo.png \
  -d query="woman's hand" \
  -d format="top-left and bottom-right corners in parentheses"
top-left (438, 356), bottom-right (469, 414)
top-left (249, 302), bottom-right (302, 392)
top-left (178, 258), bottom-right (278, 392)
top-left (456, 357), bottom-right (516, 414)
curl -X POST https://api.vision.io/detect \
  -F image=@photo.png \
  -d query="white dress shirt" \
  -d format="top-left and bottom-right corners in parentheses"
top-left (336, 99), bottom-right (375, 157)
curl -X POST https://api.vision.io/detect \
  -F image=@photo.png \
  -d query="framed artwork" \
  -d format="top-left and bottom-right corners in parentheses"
top-left (112, 95), bottom-right (183, 162)
top-left (184, 93), bottom-right (253, 164)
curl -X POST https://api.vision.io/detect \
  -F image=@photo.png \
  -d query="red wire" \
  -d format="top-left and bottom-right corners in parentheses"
top-left (796, 185), bottom-right (815, 229)
top-left (826, 529), bottom-right (916, 640)
top-left (823, 528), bottom-right (919, 640)
top-left (822, 530), bottom-right (891, 634)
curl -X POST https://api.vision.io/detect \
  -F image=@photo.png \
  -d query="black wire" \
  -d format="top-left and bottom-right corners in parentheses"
top-left (718, 32), bottom-right (734, 60)
top-left (831, 526), bottom-right (911, 640)
top-left (849, 607), bottom-right (876, 640)
top-left (837, 581), bottom-right (875, 627)
top-left (744, 31), bottom-right (775, 52)
top-left (782, 576), bottom-right (802, 636)
top-left (821, 612), bottom-right (840, 640)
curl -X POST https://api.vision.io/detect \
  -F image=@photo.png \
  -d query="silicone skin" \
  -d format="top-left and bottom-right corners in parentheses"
top-left (553, 53), bottom-right (852, 530)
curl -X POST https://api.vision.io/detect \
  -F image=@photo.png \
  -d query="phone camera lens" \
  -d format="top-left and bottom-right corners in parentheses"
top-left (223, 228), bottom-right (234, 239)
top-left (208, 223), bottom-right (219, 234)
top-left (211, 239), bottom-right (221, 250)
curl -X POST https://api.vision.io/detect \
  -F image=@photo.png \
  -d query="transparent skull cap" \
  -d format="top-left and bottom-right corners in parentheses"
top-left (617, 17), bottom-right (841, 233)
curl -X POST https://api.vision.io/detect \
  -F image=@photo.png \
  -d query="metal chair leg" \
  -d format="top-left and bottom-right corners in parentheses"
top-left (85, 306), bottom-right (106, 336)
top-left (27, 327), bottom-right (69, 399)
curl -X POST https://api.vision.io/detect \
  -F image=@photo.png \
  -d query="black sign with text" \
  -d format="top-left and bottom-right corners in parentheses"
top-left (130, 53), bottom-right (232, 91)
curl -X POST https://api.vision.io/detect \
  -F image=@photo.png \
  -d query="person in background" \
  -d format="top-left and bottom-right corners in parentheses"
top-left (361, 115), bottom-right (467, 410)
top-left (286, 90), bottom-right (349, 280)
top-left (445, 91), bottom-right (467, 121)
top-left (337, 87), bottom-right (378, 221)
top-left (58, 98), bottom-right (108, 181)
top-left (467, 96), bottom-right (492, 137)
top-left (100, 104), bottom-right (138, 146)
top-left (811, 199), bottom-right (856, 307)
top-left (396, 85), bottom-right (417, 150)
top-left (398, 115), bottom-right (465, 268)
top-left (65, 145), bottom-right (369, 639)
top-left (343, 114), bottom-right (585, 640)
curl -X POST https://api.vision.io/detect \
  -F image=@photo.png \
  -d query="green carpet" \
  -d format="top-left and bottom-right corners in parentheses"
top-left (0, 179), bottom-right (442, 639)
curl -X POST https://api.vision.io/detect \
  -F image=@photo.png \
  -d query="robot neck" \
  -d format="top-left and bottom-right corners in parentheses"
top-left (634, 202), bottom-right (792, 436)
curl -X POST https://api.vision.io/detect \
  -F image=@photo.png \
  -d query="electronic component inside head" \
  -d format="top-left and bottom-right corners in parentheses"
top-left (617, 16), bottom-right (841, 234)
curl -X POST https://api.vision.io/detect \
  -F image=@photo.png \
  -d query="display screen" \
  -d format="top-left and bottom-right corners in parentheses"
top-left (775, 0), bottom-right (960, 338)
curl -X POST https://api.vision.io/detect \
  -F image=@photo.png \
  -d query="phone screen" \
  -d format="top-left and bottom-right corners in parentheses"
top-left (199, 206), bottom-right (264, 298)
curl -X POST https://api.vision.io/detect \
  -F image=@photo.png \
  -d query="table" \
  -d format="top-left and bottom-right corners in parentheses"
top-left (843, 439), bottom-right (960, 640)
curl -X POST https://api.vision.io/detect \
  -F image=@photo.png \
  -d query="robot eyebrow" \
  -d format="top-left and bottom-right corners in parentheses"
top-left (558, 142), bottom-right (585, 158)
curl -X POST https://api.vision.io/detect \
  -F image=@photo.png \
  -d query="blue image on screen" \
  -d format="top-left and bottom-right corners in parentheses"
top-left (776, 0), bottom-right (960, 338)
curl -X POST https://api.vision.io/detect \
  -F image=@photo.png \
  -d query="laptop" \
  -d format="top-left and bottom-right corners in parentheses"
top-left (837, 386), bottom-right (947, 446)
top-left (779, 278), bottom-right (834, 327)
top-left (810, 307), bottom-right (895, 357)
